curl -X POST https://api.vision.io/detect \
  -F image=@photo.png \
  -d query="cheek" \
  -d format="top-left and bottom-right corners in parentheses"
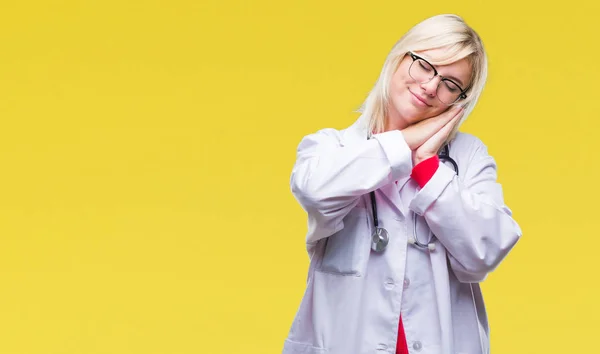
top-left (391, 88), bottom-right (412, 114)
top-left (390, 68), bottom-right (411, 94)
top-left (391, 79), bottom-right (412, 104)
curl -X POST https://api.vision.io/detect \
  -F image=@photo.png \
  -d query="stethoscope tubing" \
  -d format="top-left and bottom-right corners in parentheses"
top-left (369, 143), bottom-right (458, 253)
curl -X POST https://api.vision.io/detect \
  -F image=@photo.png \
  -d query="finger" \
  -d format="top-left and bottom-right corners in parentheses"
top-left (422, 107), bottom-right (462, 134)
top-left (448, 105), bottom-right (464, 119)
top-left (403, 107), bottom-right (463, 149)
top-left (430, 106), bottom-right (463, 127)
top-left (405, 118), bottom-right (446, 148)
top-left (420, 110), bottom-right (455, 130)
top-left (437, 111), bottom-right (463, 136)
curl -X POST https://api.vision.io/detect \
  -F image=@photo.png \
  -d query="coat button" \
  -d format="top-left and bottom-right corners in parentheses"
top-left (384, 278), bottom-right (395, 289)
top-left (413, 341), bottom-right (422, 351)
top-left (376, 343), bottom-right (388, 350)
top-left (403, 278), bottom-right (410, 289)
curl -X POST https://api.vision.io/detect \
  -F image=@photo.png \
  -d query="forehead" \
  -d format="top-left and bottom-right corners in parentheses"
top-left (414, 48), bottom-right (472, 87)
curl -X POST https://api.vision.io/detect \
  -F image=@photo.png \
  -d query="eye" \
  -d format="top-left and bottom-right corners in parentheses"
top-left (444, 80), bottom-right (459, 92)
top-left (418, 60), bottom-right (433, 72)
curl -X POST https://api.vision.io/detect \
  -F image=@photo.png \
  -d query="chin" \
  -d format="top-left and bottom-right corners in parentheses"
top-left (389, 92), bottom-right (429, 127)
top-left (398, 106), bottom-right (425, 124)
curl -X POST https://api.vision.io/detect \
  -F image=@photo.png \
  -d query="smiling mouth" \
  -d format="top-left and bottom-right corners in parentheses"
top-left (409, 90), bottom-right (431, 107)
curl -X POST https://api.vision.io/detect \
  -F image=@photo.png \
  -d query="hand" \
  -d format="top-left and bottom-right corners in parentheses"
top-left (400, 105), bottom-right (464, 151)
top-left (412, 107), bottom-right (463, 165)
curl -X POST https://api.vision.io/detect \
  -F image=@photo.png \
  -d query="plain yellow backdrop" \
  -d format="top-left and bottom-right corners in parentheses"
top-left (0, 0), bottom-right (598, 353)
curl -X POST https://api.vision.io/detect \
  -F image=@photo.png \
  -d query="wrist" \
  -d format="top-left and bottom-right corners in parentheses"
top-left (411, 155), bottom-right (439, 188)
top-left (413, 153), bottom-right (435, 166)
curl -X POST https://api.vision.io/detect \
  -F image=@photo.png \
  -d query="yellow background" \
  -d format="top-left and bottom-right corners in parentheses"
top-left (0, 0), bottom-right (597, 353)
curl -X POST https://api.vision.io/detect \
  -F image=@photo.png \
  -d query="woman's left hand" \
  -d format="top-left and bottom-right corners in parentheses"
top-left (412, 109), bottom-right (463, 166)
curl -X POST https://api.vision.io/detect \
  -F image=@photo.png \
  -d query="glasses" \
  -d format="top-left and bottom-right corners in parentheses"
top-left (407, 51), bottom-right (469, 105)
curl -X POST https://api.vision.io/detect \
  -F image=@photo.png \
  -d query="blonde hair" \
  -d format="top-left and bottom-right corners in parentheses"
top-left (357, 14), bottom-right (488, 144)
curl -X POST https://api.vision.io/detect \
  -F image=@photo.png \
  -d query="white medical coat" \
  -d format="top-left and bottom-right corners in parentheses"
top-left (282, 114), bottom-right (522, 354)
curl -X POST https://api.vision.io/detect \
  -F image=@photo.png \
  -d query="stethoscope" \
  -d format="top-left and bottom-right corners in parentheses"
top-left (369, 142), bottom-right (459, 253)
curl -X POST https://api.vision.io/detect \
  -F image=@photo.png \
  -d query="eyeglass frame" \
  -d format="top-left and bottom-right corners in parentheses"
top-left (406, 51), bottom-right (470, 104)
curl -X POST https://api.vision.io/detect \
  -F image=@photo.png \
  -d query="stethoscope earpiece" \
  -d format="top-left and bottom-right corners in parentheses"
top-left (408, 234), bottom-right (436, 252)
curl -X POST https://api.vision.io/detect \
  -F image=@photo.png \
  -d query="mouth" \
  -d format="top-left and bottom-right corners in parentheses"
top-left (409, 89), bottom-right (432, 107)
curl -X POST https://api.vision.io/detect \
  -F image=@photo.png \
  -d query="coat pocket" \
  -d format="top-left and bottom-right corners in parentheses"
top-left (317, 206), bottom-right (370, 276)
top-left (283, 339), bottom-right (328, 354)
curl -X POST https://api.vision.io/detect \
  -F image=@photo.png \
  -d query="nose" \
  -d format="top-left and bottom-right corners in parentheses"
top-left (420, 76), bottom-right (441, 97)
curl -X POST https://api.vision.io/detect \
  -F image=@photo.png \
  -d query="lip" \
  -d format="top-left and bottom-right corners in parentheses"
top-left (409, 90), bottom-right (432, 107)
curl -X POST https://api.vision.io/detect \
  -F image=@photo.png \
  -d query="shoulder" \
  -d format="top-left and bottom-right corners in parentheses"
top-left (450, 131), bottom-right (492, 162)
top-left (451, 131), bottom-right (487, 153)
top-left (450, 132), bottom-right (495, 171)
top-left (295, 115), bottom-right (369, 153)
top-left (449, 132), bottom-right (500, 181)
top-left (305, 127), bottom-right (344, 141)
top-left (298, 127), bottom-right (344, 145)
top-left (296, 119), bottom-right (362, 152)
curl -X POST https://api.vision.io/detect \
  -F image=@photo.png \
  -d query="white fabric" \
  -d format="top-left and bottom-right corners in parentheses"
top-left (283, 114), bottom-right (522, 354)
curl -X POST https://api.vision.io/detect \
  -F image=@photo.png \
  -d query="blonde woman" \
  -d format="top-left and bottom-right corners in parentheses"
top-left (283, 14), bottom-right (522, 354)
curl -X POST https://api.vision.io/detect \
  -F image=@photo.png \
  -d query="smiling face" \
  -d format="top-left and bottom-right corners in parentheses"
top-left (386, 48), bottom-right (473, 131)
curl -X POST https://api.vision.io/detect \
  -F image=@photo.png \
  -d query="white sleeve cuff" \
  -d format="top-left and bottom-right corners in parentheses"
top-left (371, 130), bottom-right (413, 181)
top-left (409, 162), bottom-right (456, 215)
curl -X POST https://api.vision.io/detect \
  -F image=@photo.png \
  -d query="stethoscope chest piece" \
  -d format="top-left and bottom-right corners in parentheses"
top-left (371, 227), bottom-right (389, 252)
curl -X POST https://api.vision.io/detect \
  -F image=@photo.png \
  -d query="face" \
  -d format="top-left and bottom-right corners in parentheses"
top-left (386, 48), bottom-right (473, 130)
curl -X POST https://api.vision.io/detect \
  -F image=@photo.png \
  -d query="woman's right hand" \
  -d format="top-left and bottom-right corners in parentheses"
top-left (400, 105), bottom-right (464, 151)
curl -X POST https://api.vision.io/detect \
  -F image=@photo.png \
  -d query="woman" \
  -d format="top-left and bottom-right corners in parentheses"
top-left (283, 14), bottom-right (522, 354)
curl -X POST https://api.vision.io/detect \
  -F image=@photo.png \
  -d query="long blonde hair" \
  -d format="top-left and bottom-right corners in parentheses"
top-left (357, 14), bottom-right (488, 144)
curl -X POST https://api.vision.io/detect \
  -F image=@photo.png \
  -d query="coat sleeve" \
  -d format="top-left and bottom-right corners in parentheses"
top-left (290, 128), bottom-right (413, 244)
top-left (408, 138), bottom-right (522, 283)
